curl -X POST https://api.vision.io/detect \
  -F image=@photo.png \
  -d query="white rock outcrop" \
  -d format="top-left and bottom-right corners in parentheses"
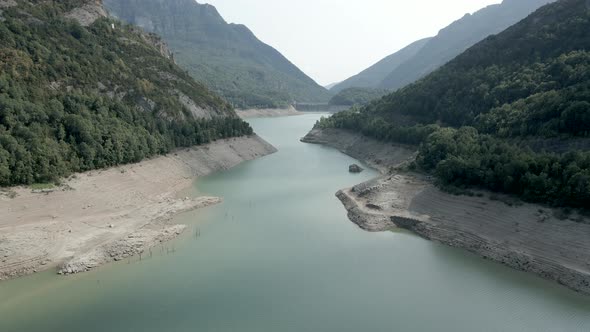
top-left (65, 0), bottom-right (107, 27)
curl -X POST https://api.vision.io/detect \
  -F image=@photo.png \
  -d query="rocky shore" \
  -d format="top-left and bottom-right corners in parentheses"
top-left (302, 128), bottom-right (590, 295)
top-left (0, 135), bottom-right (276, 280)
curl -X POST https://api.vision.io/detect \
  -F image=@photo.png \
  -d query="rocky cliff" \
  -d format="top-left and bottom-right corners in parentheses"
top-left (104, 0), bottom-right (331, 109)
top-left (64, 0), bottom-right (107, 26)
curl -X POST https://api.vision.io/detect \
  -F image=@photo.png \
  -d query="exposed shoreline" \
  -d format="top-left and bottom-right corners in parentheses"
top-left (237, 106), bottom-right (303, 119)
top-left (302, 128), bottom-right (590, 295)
top-left (0, 135), bottom-right (277, 280)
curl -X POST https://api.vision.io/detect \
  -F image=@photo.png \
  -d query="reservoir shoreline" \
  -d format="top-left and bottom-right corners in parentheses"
top-left (302, 128), bottom-right (590, 295)
top-left (237, 106), bottom-right (303, 119)
top-left (1, 114), bottom-right (589, 332)
top-left (0, 135), bottom-right (276, 280)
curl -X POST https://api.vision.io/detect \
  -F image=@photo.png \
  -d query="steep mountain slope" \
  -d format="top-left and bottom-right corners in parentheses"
top-left (331, 38), bottom-right (431, 93)
top-left (316, 0), bottom-right (590, 208)
top-left (0, 0), bottom-right (253, 186)
top-left (378, 0), bottom-right (556, 91)
top-left (104, 0), bottom-right (331, 109)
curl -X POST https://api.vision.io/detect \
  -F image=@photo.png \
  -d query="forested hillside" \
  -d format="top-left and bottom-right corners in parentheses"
top-left (104, 0), bottom-right (331, 109)
top-left (317, 0), bottom-right (590, 208)
top-left (0, 0), bottom-right (253, 186)
top-left (379, 0), bottom-right (556, 91)
top-left (330, 38), bottom-right (430, 93)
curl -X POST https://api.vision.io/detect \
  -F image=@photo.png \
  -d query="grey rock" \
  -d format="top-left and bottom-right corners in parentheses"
top-left (349, 164), bottom-right (364, 173)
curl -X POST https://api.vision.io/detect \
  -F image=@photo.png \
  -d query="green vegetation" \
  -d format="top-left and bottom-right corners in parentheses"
top-left (378, 0), bottom-right (555, 91)
top-left (317, 0), bottom-right (590, 209)
top-left (333, 0), bottom-right (553, 94)
top-left (0, 1), bottom-right (253, 186)
top-left (104, 0), bottom-right (331, 109)
top-left (329, 88), bottom-right (388, 107)
top-left (417, 127), bottom-right (590, 208)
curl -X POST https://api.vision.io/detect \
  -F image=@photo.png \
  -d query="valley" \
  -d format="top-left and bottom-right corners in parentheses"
top-left (0, 115), bottom-right (589, 332)
top-left (0, 0), bottom-right (589, 330)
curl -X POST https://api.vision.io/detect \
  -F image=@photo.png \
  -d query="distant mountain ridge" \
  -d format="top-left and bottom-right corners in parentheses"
top-left (324, 82), bottom-right (340, 90)
top-left (334, 0), bottom-right (556, 94)
top-left (378, 0), bottom-right (556, 91)
top-left (330, 38), bottom-right (431, 93)
top-left (104, 0), bottom-right (331, 109)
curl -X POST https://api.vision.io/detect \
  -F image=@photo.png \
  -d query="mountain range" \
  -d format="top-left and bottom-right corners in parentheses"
top-left (332, 0), bottom-right (556, 94)
top-left (318, 0), bottom-right (590, 208)
top-left (103, 0), bottom-right (331, 109)
top-left (330, 38), bottom-right (431, 94)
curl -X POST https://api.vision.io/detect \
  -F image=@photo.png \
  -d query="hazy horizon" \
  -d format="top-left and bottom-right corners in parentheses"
top-left (204, 0), bottom-right (502, 86)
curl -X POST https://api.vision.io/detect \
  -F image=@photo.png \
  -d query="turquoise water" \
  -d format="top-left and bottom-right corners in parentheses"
top-left (0, 114), bottom-right (589, 331)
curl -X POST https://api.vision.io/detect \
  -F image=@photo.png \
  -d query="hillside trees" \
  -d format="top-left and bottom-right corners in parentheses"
top-left (0, 2), bottom-right (253, 186)
top-left (315, 0), bottom-right (590, 209)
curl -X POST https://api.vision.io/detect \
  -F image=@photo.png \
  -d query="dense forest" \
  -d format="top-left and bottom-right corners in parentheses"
top-left (317, 0), bottom-right (590, 209)
top-left (0, 1), bottom-right (253, 186)
top-left (104, 0), bottom-right (331, 109)
top-left (329, 88), bottom-right (388, 107)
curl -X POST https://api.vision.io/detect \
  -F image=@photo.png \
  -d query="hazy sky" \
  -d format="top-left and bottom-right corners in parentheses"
top-left (204, 0), bottom-right (502, 86)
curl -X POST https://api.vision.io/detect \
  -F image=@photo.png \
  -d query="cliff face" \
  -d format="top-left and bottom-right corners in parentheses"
top-left (60, 0), bottom-right (175, 61)
top-left (104, 0), bottom-right (331, 108)
top-left (64, 0), bottom-right (107, 26)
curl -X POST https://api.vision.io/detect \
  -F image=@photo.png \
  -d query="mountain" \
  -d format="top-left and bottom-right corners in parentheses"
top-left (378, 0), bottom-right (556, 91)
top-left (0, 0), bottom-right (253, 186)
top-left (103, 0), bottom-right (331, 109)
top-left (317, 0), bottom-right (590, 208)
top-left (330, 38), bottom-right (431, 93)
top-left (324, 82), bottom-right (340, 90)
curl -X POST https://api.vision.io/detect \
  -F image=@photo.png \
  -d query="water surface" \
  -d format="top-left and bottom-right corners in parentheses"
top-left (1, 114), bottom-right (589, 331)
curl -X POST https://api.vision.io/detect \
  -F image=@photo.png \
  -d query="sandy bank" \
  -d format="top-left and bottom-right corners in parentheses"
top-left (302, 128), bottom-right (416, 173)
top-left (0, 135), bottom-right (276, 280)
top-left (302, 128), bottom-right (590, 295)
top-left (237, 106), bottom-right (303, 119)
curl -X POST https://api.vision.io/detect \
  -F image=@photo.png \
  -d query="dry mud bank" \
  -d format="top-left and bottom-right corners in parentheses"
top-left (302, 128), bottom-right (590, 295)
top-left (0, 135), bottom-right (276, 280)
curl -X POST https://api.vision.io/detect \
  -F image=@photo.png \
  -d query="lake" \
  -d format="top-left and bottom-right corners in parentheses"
top-left (0, 114), bottom-right (589, 331)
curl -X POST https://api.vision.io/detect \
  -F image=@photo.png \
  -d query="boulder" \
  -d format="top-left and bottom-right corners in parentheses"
top-left (349, 164), bottom-right (364, 173)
